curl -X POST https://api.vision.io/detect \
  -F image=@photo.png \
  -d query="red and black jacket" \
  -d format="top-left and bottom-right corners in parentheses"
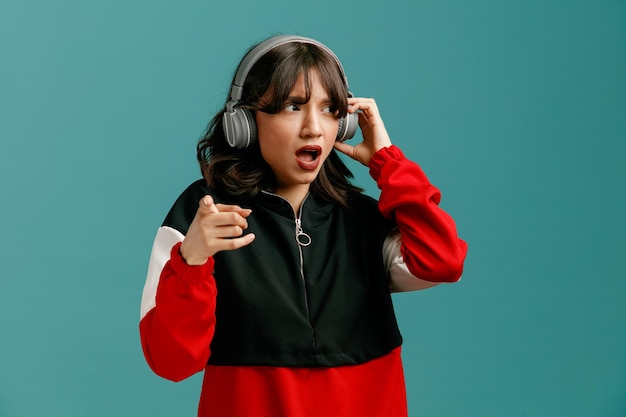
top-left (139, 145), bottom-right (467, 416)
top-left (159, 178), bottom-right (402, 367)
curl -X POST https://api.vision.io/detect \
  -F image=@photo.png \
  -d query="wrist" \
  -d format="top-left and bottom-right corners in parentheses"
top-left (179, 242), bottom-right (209, 266)
top-left (368, 145), bottom-right (405, 180)
top-left (169, 242), bottom-right (215, 284)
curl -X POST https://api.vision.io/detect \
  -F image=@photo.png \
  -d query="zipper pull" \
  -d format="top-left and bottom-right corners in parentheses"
top-left (295, 218), bottom-right (312, 246)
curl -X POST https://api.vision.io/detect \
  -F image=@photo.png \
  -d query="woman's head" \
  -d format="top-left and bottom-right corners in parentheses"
top-left (197, 36), bottom-right (362, 205)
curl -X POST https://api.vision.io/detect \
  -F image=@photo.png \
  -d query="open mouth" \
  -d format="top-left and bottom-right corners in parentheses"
top-left (295, 145), bottom-right (322, 170)
top-left (296, 147), bottom-right (320, 162)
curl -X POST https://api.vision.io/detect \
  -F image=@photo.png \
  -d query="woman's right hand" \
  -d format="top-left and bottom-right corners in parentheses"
top-left (179, 195), bottom-right (255, 265)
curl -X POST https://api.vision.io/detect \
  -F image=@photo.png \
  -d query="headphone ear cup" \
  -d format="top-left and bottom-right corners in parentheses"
top-left (336, 111), bottom-right (358, 142)
top-left (223, 107), bottom-right (257, 149)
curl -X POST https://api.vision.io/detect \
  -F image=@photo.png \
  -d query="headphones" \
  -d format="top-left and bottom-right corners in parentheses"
top-left (222, 35), bottom-right (358, 149)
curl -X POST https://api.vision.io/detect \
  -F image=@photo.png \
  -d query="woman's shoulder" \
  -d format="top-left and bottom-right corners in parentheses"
top-left (172, 179), bottom-right (240, 205)
top-left (341, 191), bottom-right (395, 237)
top-left (346, 190), bottom-right (379, 212)
top-left (172, 179), bottom-right (213, 209)
top-left (162, 179), bottom-right (229, 234)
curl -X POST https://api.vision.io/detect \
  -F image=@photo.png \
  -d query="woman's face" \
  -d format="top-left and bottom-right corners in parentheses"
top-left (256, 69), bottom-right (340, 198)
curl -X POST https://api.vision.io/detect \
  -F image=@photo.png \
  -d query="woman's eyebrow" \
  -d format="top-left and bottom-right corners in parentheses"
top-left (286, 95), bottom-right (332, 104)
top-left (286, 95), bottom-right (308, 103)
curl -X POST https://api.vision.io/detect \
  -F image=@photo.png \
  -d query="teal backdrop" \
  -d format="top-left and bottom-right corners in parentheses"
top-left (1, 0), bottom-right (625, 416)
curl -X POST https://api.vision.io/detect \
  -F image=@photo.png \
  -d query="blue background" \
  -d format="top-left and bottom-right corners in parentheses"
top-left (1, 0), bottom-right (625, 416)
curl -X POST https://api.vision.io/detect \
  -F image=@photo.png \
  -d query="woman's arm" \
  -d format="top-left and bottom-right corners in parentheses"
top-left (139, 196), bottom-right (255, 381)
top-left (334, 97), bottom-right (467, 289)
top-left (371, 145), bottom-right (468, 287)
top-left (140, 235), bottom-right (217, 382)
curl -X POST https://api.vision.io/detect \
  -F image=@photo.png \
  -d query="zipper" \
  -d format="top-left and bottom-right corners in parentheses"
top-left (293, 197), bottom-right (316, 348)
top-left (293, 196), bottom-right (312, 319)
top-left (295, 217), bottom-right (312, 246)
top-left (261, 191), bottom-right (313, 321)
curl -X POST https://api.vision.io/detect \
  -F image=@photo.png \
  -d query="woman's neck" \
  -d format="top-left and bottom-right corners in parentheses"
top-left (275, 184), bottom-right (310, 215)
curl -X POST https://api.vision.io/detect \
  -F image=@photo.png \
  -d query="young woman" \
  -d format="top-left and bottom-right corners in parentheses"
top-left (140, 35), bottom-right (467, 417)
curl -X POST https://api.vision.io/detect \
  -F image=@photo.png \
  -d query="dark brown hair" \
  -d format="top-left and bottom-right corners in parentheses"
top-left (197, 39), bottom-right (362, 205)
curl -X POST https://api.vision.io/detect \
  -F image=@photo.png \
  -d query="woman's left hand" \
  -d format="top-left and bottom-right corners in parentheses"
top-left (333, 97), bottom-right (392, 166)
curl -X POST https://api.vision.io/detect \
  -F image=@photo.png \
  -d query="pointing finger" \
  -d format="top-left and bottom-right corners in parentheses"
top-left (215, 204), bottom-right (253, 217)
top-left (199, 195), bottom-right (220, 214)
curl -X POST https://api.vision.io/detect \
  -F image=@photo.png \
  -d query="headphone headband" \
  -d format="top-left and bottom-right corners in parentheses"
top-left (228, 35), bottom-right (350, 103)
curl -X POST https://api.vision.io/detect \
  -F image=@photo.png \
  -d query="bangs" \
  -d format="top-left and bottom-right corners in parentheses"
top-left (245, 43), bottom-right (349, 117)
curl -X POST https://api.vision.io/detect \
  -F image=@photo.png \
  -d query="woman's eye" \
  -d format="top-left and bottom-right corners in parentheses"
top-left (322, 106), bottom-right (339, 115)
top-left (283, 104), bottom-right (299, 112)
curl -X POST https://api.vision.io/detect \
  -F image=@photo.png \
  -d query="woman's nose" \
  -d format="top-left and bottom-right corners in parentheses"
top-left (300, 111), bottom-right (323, 138)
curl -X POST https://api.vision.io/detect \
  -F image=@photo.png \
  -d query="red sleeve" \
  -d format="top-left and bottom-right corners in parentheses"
top-left (369, 145), bottom-right (468, 282)
top-left (139, 242), bottom-right (217, 382)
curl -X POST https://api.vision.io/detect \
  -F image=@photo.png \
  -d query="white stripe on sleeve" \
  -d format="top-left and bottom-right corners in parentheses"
top-left (140, 226), bottom-right (185, 319)
top-left (382, 228), bottom-right (440, 292)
